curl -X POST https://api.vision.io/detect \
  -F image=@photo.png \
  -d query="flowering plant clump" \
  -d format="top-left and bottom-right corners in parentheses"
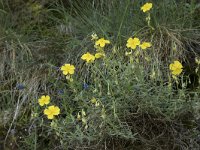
top-left (81, 52), bottom-right (96, 63)
top-left (141, 2), bottom-right (153, 13)
top-left (169, 60), bottom-right (183, 76)
top-left (23, 2), bottom-right (199, 149)
top-left (89, 35), bottom-right (110, 61)
top-left (95, 38), bottom-right (110, 48)
top-left (38, 95), bottom-right (50, 106)
top-left (44, 105), bottom-right (60, 119)
top-left (126, 37), bottom-right (140, 49)
top-left (125, 37), bottom-right (152, 63)
top-left (38, 95), bottom-right (60, 119)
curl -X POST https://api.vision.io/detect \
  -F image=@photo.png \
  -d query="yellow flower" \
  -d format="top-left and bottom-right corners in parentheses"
top-left (44, 105), bottom-right (60, 119)
top-left (81, 52), bottom-right (95, 63)
top-left (95, 52), bottom-right (105, 59)
top-left (95, 38), bottom-right (110, 48)
top-left (141, 2), bottom-right (153, 13)
top-left (126, 37), bottom-right (140, 49)
top-left (38, 95), bottom-right (50, 106)
top-left (61, 64), bottom-right (75, 75)
top-left (169, 61), bottom-right (183, 76)
top-left (140, 42), bottom-right (152, 50)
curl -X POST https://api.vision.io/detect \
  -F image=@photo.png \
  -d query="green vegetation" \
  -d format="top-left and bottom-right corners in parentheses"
top-left (0, 0), bottom-right (200, 149)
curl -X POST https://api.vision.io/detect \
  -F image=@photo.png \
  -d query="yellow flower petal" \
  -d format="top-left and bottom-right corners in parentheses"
top-left (53, 106), bottom-right (60, 115)
top-left (47, 114), bottom-right (54, 119)
top-left (169, 64), bottom-right (175, 70)
top-left (38, 99), bottom-right (45, 106)
top-left (174, 61), bottom-right (183, 68)
top-left (141, 3), bottom-right (153, 13)
top-left (172, 69), bottom-right (183, 75)
top-left (44, 108), bottom-right (51, 115)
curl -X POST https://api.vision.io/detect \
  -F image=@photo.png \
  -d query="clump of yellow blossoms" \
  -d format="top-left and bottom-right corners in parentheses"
top-left (81, 52), bottom-right (96, 63)
top-left (126, 37), bottom-right (140, 49)
top-left (140, 42), bottom-right (152, 50)
top-left (95, 38), bottom-right (110, 48)
top-left (61, 64), bottom-right (75, 75)
top-left (141, 2), bottom-right (153, 13)
top-left (81, 36), bottom-right (107, 63)
top-left (38, 95), bottom-right (50, 106)
top-left (169, 60), bottom-right (183, 76)
top-left (44, 105), bottom-right (60, 119)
